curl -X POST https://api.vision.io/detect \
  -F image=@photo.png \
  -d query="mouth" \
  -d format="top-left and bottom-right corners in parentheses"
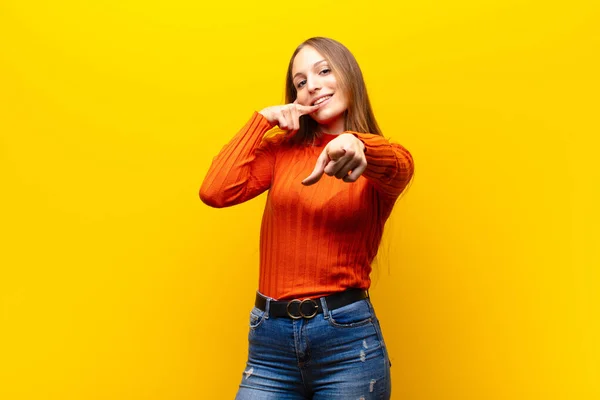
top-left (311, 94), bottom-right (333, 106)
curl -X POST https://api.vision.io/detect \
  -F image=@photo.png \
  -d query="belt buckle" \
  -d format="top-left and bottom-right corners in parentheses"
top-left (286, 298), bottom-right (318, 319)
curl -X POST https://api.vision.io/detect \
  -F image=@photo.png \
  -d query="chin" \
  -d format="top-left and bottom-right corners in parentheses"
top-left (311, 110), bottom-right (344, 125)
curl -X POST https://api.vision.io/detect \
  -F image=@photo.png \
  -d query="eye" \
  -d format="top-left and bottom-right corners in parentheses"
top-left (319, 68), bottom-right (331, 75)
top-left (296, 79), bottom-right (306, 89)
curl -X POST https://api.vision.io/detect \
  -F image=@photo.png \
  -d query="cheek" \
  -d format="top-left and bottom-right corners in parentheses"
top-left (330, 95), bottom-right (347, 112)
top-left (296, 92), bottom-right (310, 106)
top-left (336, 93), bottom-right (349, 111)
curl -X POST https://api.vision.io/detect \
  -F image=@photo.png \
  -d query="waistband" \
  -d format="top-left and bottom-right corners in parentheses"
top-left (255, 288), bottom-right (369, 319)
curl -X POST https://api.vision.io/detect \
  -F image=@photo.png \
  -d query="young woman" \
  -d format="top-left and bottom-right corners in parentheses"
top-left (200, 37), bottom-right (414, 400)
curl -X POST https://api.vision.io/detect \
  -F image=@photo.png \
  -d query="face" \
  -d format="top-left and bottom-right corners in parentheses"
top-left (291, 46), bottom-right (349, 134)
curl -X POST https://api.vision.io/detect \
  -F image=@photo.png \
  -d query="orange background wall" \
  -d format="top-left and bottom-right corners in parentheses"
top-left (1, 1), bottom-right (598, 399)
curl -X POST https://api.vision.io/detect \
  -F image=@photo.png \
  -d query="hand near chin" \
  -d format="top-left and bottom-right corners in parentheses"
top-left (259, 100), bottom-right (322, 136)
top-left (302, 134), bottom-right (367, 185)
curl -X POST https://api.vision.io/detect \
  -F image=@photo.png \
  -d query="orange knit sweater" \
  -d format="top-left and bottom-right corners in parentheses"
top-left (200, 112), bottom-right (414, 300)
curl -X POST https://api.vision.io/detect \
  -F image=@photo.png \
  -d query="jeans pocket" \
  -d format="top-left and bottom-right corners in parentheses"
top-left (249, 306), bottom-right (266, 330)
top-left (327, 299), bottom-right (373, 328)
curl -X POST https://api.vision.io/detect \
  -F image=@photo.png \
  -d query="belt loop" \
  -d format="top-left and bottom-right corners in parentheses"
top-left (365, 290), bottom-right (374, 313)
top-left (319, 296), bottom-right (330, 320)
top-left (257, 290), bottom-right (271, 319)
top-left (264, 296), bottom-right (271, 319)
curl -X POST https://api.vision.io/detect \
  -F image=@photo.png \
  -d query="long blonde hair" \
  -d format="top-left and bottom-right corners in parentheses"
top-left (284, 37), bottom-right (382, 144)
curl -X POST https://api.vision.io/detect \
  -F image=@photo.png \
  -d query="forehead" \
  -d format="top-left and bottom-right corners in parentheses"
top-left (292, 46), bottom-right (327, 75)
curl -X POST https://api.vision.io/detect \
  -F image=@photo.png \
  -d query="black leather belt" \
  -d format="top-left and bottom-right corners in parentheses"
top-left (255, 288), bottom-right (369, 319)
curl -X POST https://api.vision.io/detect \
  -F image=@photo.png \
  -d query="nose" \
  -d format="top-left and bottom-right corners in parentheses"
top-left (306, 76), bottom-right (321, 93)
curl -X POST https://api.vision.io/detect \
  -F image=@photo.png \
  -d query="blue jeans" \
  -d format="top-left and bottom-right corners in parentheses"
top-left (235, 292), bottom-right (392, 399)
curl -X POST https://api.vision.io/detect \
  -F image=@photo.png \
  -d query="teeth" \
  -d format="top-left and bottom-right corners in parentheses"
top-left (313, 95), bottom-right (332, 105)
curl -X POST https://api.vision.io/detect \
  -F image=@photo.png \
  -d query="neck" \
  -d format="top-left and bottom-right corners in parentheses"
top-left (317, 117), bottom-right (345, 135)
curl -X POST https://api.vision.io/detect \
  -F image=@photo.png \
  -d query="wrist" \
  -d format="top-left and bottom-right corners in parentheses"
top-left (258, 109), bottom-right (276, 127)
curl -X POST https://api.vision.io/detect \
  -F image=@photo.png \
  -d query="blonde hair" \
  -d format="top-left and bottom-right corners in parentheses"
top-left (284, 37), bottom-right (382, 144)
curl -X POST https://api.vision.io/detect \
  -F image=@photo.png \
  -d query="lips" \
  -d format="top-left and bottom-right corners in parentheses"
top-left (312, 94), bottom-right (333, 106)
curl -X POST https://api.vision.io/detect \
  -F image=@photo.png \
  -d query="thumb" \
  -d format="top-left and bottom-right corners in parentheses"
top-left (302, 149), bottom-right (329, 186)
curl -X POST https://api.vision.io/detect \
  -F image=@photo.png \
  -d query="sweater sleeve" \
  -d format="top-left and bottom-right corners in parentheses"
top-left (351, 132), bottom-right (415, 200)
top-left (199, 112), bottom-right (277, 208)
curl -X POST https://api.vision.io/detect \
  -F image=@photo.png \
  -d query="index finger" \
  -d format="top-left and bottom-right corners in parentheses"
top-left (295, 102), bottom-right (322, 116)
top-left (302, 148), bottom-right (329, 186)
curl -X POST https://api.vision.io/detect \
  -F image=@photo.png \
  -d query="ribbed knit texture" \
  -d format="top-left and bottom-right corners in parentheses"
top-left (200, 112), bottom-right (414, 300)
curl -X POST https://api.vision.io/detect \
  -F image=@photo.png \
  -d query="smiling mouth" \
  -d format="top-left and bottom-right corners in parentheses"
top-left (312, 94), bottom-right (333, 106)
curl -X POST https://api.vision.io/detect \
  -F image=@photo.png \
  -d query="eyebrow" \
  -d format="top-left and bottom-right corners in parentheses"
top-left (293, 60), bottom-right (328, 80)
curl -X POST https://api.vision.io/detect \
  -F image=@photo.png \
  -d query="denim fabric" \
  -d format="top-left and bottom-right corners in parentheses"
top-left (235, 293), bottom-right (391, 399)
